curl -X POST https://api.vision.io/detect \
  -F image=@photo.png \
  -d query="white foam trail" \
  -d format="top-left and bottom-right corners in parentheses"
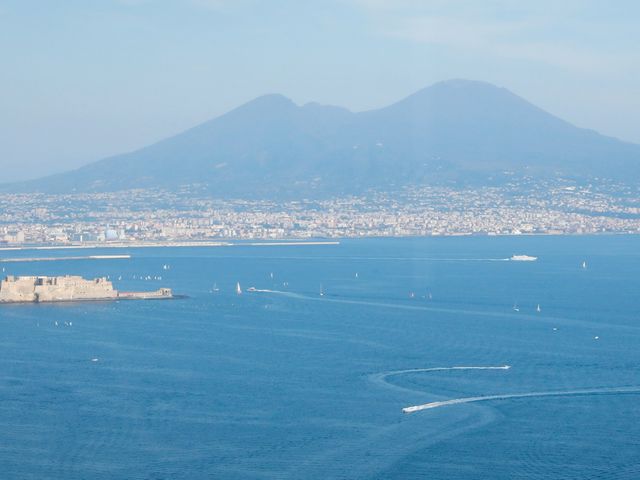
top-left (369, 365), bottom-right (511, 396)
top-left (403, 386), bottom-right (640, 413)
top-left (259, 289), bottom-right (639, 332)
top-left (374, 365), bottom-right (510, 384)
top-left (387, 365), bottom-right (510, 376)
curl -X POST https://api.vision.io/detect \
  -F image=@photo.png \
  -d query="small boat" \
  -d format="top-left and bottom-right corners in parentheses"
top-left (270, 272), bottom-right (274, 280)
top-left (582, 260), bottom-right (587, 269)
top-left (510, 255), bottom-right (538, 262)
top-left (320, 284), bottom-right (324, 297)
top-left (513, 304), bottom-right (520, 312)
top-left (236, 282), bottom-right (242, 295)
top-left (355, 272), bottom-right (359, 279)
top-left (247, 287), bottom-right (257, 292)
top-left (212, 282), bottom-right (219, 293)
top-left (536, 304), bottom-right (541, 313)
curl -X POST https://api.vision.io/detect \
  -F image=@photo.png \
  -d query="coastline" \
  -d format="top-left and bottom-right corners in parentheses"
top-left (0, 240), bottom-right (340, 252)
top-left (1, 232), bottom-right (639, 255)
top-left (0, 255), bottom-right (132, 263)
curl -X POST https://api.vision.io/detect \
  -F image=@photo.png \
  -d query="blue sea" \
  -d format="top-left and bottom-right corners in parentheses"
top-left (2, 236), bottom-right (640, 479)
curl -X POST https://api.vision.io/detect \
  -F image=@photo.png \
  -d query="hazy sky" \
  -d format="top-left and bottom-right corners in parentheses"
top-left (1, 0), bottom-right (639, 182)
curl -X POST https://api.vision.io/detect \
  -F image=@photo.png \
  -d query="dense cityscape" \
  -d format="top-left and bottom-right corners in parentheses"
top-left (2, 178), bottom-right (640, 247)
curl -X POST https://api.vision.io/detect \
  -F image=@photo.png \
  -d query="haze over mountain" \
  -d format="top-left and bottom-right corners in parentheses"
top-left (7, 79), bottom-right (640, 198)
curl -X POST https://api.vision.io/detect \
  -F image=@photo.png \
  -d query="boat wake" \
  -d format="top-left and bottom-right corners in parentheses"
top-left (255, 289), bottom-right (640, 332)
top-left (381, 365), bottom-right (511, 379)
top-left (370, 365), bottom-right (511, 396)
top-left (403, 386), bottom-right (640, 413)
top-left (372, 365), bottom-right (640, 415)
top-left (370, 365), bottom-right (640, 413)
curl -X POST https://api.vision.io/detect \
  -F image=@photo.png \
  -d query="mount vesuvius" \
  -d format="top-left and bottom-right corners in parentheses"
top-left (6, 79), bottom-right (640, 198)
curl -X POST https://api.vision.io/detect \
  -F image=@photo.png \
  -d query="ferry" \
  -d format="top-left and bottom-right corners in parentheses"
top-left (510, 255), bottom-right (538, 262)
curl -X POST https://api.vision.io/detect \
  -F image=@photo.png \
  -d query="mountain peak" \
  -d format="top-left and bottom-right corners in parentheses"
top-left (431, 78), bottom-right (504, 90)
top-left (241, 93), bottom-right (296, 110)
top-left (397, 78), bottom-right (512, 105)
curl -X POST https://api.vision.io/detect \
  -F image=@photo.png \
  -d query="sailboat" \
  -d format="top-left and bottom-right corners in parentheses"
top-left (582, 260), bottom-right (587, 269)
top-left (513, 303), bottom-right (520, 312)
top-left (212, 282), bottom-right (219, 293)
top-left (536, 304), bottom-right (541, 313)
top-left (319, 284), bottom-right (324, 297)
top-left (236, 282), bottom-right (242, 295)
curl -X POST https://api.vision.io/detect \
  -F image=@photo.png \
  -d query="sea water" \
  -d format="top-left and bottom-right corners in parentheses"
top-left (2, 236), bottom-right (640, 479)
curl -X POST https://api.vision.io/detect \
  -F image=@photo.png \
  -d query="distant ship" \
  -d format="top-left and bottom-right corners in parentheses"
top-left (236, 282), bottom-right (242, 295)
top-left (510, 255), bottom-right (538, 262)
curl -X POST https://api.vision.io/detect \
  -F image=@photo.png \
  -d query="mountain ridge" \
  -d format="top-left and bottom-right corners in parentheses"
top-left (5, 79), bottom-right (640, 198)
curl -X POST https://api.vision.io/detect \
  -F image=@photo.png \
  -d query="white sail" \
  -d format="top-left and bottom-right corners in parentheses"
top-left (236, 282), bottom-right (242, 295)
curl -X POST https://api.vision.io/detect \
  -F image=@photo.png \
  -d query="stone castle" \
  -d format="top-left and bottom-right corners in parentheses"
top-left (0, 275), bottom-right (172, 303)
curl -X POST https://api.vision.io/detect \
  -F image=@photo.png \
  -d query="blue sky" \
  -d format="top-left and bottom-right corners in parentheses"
top-left (1, 0), bottom-right (639, 181)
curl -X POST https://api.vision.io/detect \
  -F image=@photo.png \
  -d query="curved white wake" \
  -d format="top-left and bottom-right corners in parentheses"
top-left (369, 364), bottom-right (511, 400)
top-left (372, 365), bottom-right (640, 415)
top-left (382, 365), bottom-right (510, 379)
top-left (403, 386), bottom-right (640, 413)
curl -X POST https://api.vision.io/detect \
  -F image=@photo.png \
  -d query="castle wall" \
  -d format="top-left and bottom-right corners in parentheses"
top-left (0, 276), bottom-right (38, 302)
top-left (0, 276), bottom-right (117, 303)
